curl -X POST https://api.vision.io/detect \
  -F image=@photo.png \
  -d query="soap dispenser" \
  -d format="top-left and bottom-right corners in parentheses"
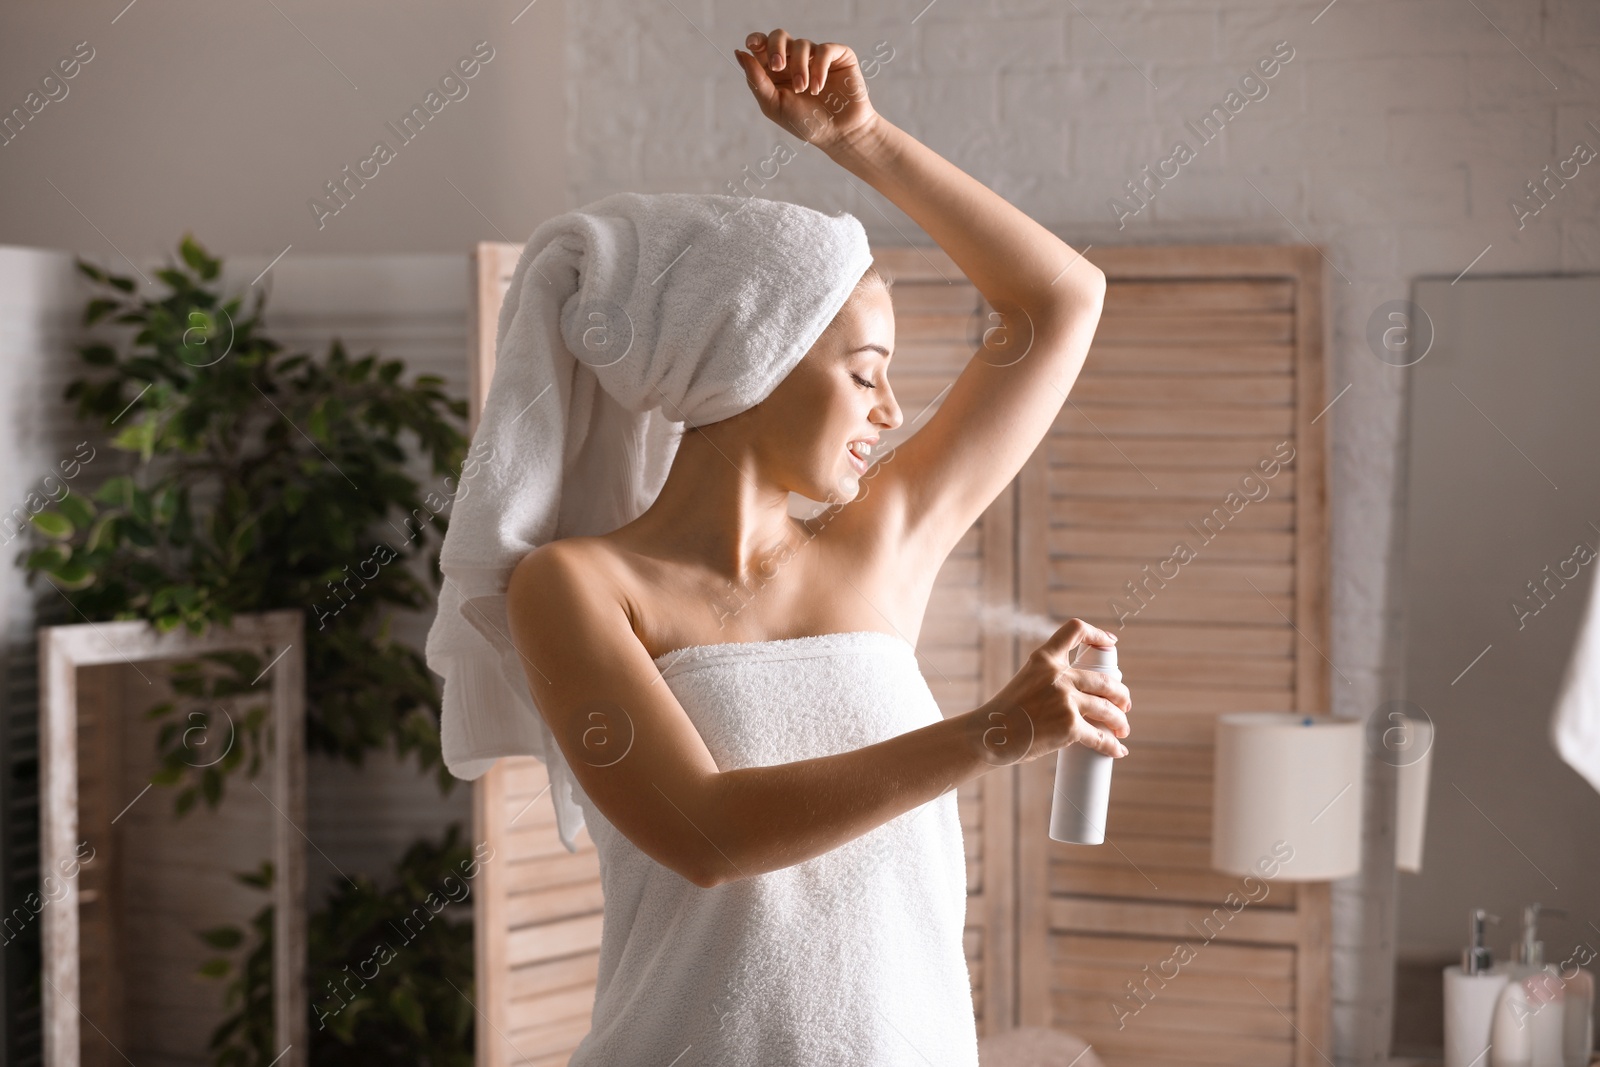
top-left (1561, 955), bottom-right (1594, 1067)
top-left (1447, 908), bottom-right (1509, 1067)
top-left (1492, 904), bottom-right (1568, 1067)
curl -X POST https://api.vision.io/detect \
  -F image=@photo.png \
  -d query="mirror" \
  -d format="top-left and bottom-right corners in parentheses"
top-left (38, 610), bottom-right (306, 1066)
top-left (1390, 273), bottom-right (1600, 1056)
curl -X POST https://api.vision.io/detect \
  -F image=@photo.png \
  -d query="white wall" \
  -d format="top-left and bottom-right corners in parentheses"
top-left (563, 1), bottom-right (1598, 1062)
top-left (0, 0), bottom-right (565, 257)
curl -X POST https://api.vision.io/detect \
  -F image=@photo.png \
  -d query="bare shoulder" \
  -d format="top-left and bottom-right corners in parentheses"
top-left (503, 538), bottom-right (657, 706)
top-left (506, 537), bottom-right (634, 644)
top-left (500, 536), bottom-right (725, 887)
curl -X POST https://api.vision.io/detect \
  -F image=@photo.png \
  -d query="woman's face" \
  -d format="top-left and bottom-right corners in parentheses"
top-left (744, 276), bottom-right (903, 504)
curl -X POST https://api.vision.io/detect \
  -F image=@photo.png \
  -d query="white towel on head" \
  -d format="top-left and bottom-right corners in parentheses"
top-left (424, 191), bottom-right (874, 851)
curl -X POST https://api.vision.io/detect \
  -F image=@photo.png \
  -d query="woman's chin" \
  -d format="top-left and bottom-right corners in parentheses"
top-left (801, 473), bottom-right (859, 508)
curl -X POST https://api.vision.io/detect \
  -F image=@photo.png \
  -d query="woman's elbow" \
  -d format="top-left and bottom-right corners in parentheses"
top-left (1038, 271), bottom-right (1106, 329)
top-left (685, 849), bottom-right (732, 889)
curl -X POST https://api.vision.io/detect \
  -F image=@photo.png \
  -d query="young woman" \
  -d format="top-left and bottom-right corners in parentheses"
top-left (506, 28), bottom-right (1132, 1066)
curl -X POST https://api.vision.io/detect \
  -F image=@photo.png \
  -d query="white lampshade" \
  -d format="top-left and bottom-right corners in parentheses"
top-left (1212, 712), bottom-right (1364, 880)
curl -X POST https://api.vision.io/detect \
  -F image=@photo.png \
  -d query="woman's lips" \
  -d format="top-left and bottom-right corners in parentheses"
top-left (846, 446), bottom-right (868, 475)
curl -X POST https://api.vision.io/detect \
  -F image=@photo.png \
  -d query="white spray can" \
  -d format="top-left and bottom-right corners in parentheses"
top-left (1049, 642), bottom-right (1119, 844)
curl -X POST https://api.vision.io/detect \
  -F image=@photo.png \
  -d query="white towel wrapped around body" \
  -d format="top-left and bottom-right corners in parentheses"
top-left (424, 191), bottom-right (874, 850)
top-left (567, 630), bottom-right (981, 1066)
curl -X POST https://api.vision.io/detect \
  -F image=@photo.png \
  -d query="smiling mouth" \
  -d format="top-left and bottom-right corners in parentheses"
top-left (846, 440), bottom-right (874, 474)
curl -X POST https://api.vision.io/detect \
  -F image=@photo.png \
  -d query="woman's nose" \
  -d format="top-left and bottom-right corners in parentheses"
top-left (877, 388), bottom-right (903, 433)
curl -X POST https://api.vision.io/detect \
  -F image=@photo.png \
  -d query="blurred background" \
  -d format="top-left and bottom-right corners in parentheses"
top-left (1, 2), bottom-right (1597, 1066)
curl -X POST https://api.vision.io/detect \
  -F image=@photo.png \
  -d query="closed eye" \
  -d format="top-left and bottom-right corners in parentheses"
top-left (850, 373), bottom-right (876, 389)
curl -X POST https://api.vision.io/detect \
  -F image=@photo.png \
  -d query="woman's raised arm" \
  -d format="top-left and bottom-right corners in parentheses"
top-left (737, 30), bottom-right (1108, 562)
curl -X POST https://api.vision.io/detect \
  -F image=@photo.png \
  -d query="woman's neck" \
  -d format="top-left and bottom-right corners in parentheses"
top-left (613, 428), bottom-right (805, 585)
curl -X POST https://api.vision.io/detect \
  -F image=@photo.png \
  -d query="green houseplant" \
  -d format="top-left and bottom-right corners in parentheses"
top-left (200, 825), bottom-right (480, 1067)
top-left (20, 234), bottom-right (481, 1064)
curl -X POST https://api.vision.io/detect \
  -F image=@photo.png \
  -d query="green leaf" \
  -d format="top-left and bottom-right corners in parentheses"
top-left (75, 259), bottom-right (107, 283)
top-left (85, 513), bottom-right (119, 554)
top-left (26, 544), bottom-right (70, 573)
top-left (85, 298), bottom-right (120, 325)
top-left (29, 510), bottom-right (74, 540)
top-left (197, 957), bottom-right (232, 979)
top-left (122, 520), bottom-right (155, 548)
top-left (238, 861), bottom-right (273, 889)
top-left (111, 421), bottom-right (149, 454)
top-left (391, 984), bottom-right (427, 1037)
top-left (128, 486), bottom-right (153, 525)
top-left (179, 234), bottom-right (220, 280)
top-left (308, 406), bottom-right (328, 442)
top-left (93, 475), bottom-right (134, 507)
top-left (56, 492), bottom-right (95, 530)
top-left (54, 559), bottom-right (94, 590)
top-left (199, 925), bottom-right (244, 949)
top-left (78, 343), bottom-right (118, 366)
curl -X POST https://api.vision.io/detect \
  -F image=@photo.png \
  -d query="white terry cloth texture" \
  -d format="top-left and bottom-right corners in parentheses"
top-left (423, 191), bottom-right (875, 852)
top-left (1551, 558), bottom-right (1600, 796)
top-left (566, 630), bottom-right (980, 1067)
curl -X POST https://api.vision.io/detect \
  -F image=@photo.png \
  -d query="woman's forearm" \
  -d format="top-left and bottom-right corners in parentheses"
top-left (698, 700), bottom-right (1042, 886)
top-left (824, 114), bottom-right (1104, 314)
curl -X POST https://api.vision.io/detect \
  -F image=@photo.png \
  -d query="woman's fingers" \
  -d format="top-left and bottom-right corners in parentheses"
top-left (748, 29), bottom-right (835, 92)
top-left (788, 37), bottom-right (813, 91)
top-left (765, 28), bottom-right (791, 70)
top-left (1038, 617), bottom-right (1116, 671)
top-left (1082, 694), bottom-right (1130, 739)
top-left (1074, 667), bottom-right (1132, 714)
top-left (808, 42), bottom-right (845, 96)
top-left (1070, 709), bottom-right (1126, 757)
top-left (734, 49), bottom-right (776, 109)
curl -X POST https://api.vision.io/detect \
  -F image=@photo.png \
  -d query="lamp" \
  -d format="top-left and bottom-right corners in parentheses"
top-left (1212, 712), bottom-right (1364, 880)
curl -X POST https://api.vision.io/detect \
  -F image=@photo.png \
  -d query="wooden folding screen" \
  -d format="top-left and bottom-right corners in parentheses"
top-left (464, 240), bottom-right (1328, 1067)
top-left (1014, 244), bottom-right (1330, 1067)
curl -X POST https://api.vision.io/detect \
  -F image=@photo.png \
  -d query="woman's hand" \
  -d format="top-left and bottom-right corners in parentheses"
top-left (970, 618), bottom-right (1132, 765)
top-left (734, 29), bottom-right (881, 154)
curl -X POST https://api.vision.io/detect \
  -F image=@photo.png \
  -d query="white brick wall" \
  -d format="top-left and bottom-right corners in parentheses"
top-left (566, 2), bottom-right (1600, 1063)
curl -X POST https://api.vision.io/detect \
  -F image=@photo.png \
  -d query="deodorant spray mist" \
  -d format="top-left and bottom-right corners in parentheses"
top-left (1048, 642), bottom-right (1120, 844)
